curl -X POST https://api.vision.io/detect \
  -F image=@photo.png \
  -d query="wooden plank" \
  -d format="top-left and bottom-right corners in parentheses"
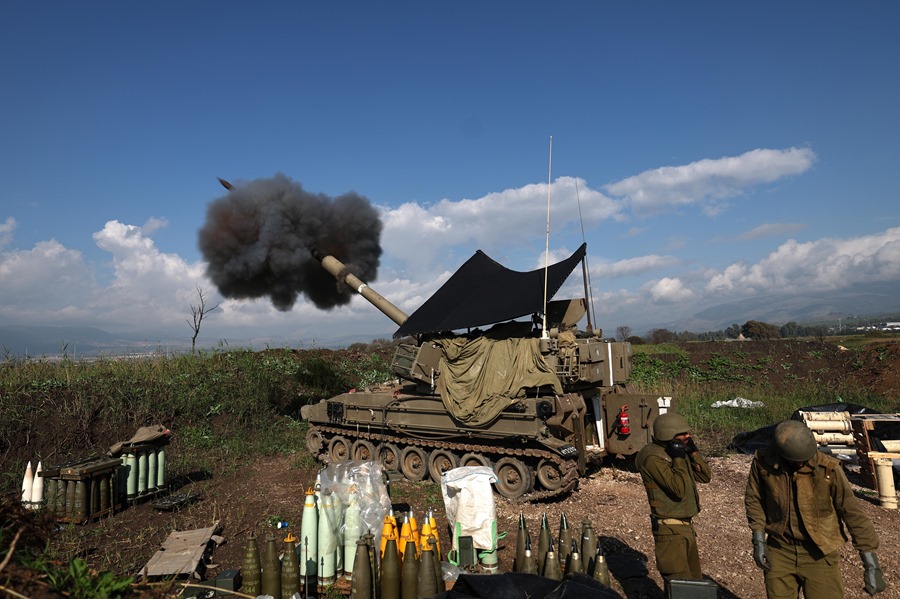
top-left (143, 521), bottom-right (222, 579)
top-left (867, 451), bottom-right (900, 459)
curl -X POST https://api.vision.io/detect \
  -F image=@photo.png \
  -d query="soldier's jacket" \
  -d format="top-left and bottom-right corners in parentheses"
top-left (636, 441), bottom-right (712, 520)
top-left (745, 444), bottom-right (879, 555)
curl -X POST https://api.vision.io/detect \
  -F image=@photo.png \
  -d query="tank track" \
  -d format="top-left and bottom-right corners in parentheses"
top-left (310, 424), bottom-right (579, 501)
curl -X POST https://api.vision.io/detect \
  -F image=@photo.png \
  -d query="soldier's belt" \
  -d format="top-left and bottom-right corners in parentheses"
top-left (653, 517), bottom-right (692, 525)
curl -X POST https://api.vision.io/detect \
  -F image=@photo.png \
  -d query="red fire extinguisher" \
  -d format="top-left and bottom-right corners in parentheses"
top-left (617, 405), bottom-right (631, 435)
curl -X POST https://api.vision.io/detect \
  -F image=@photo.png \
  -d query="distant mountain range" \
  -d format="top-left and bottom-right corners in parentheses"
top-left (0, 325), bottom-right (178, 359)
top-left (665, 281), bottom-right (900, 335)
top-left (2, 281), bottom-right (898, 358)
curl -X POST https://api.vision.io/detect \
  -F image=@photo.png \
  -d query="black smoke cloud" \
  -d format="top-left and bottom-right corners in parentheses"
top-left (198, 173), bottom-right (382, 311)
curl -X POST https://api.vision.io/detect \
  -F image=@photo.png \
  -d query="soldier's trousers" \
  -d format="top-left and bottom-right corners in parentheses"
top-left (652, 522), bottom-right (701, 580)
top-left (765, 540), bottom-right (843, 599)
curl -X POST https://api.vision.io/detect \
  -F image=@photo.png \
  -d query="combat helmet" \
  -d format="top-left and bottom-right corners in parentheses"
top-left (653, 412), bottom-right (690, 442)
top-left (773, 420), bottom-right (817, 462)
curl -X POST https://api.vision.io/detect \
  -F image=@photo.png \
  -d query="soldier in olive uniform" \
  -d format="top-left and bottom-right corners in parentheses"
top-left (745, 419), bottom-right (887, 598)
top-left (636, 412), bottom-right (712, 582)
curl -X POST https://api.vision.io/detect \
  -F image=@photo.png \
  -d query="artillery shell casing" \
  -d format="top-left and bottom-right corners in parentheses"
top-left (261, 533), bottom-right (281, 598)
top-left (65, 479), bottom-right (76, 517)
top-left (241, 534), bottom-right (262, 596)
top-left (137, 450), bottom-right (147, 495)
top-left (90, 478), bottom-right (99, 516)
top-left (99, 473), bottom-right (110, 511)
top-left (74, 480), bottom-right (87, 521)
top-left (401, 539), bottom-right (418, 599)
top-left (147, 448), bottom-right (157, 492)
top-left (125, 454), bottom-right (137, 498)
top-left (156, 446), bottom-right (166, 489)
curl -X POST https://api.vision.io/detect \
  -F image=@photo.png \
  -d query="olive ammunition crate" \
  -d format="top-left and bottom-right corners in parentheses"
top-left (40, 456), bottom-right (124, 524)
top-left (667, 578), bottom-right (718, 598)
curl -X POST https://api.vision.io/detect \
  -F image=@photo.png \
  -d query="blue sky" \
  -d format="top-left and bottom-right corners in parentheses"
top-left (2, 2), bottom-right (899, 349)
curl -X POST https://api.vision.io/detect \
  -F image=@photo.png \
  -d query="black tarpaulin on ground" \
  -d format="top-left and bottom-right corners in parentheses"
top-left (435, 572), bottom-right (622, 599)
top-left (394, 243), bottom-right (587, 338)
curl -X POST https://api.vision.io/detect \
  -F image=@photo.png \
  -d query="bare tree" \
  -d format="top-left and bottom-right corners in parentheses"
top-left (188, 286), bottom-right (220, 354)
top-left (616, 325), bottom-right (633, 342)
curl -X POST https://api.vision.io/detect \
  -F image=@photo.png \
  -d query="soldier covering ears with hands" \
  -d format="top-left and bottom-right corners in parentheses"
top-left (636, 412), bottom-right (712, 583)
top-left (745, 419), bottom-right (887, 598)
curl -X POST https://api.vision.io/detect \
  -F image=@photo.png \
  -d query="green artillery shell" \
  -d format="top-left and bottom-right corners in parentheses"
top-left (416, 544), bottom-right (438, 599)
top-left (591, 548), bottom-right (611, 587)
top-left (558, 512), bottom-right (572, 567)
top-left (281, 534), bottom-right (300, 599)
top-left (380, 537), bottom-right (400, 599)
top-left (261, 532), bottom-right (281, 598)
top-left (566, 541), bottom-right (584, 575)
top-left (74, 480), bottom-right (87, 521)
top-left (543, 543), bottom-right (561, 581)
top-left (350, 537), bottom-right (373, 599)
top-left (156, 446), bottom-right (166, 489)
top-left (522, 536), bottom-right (538, 575)
top-left (241, 533), bottom-right (261, 596)
top-left (537, 513), bottom-right (551, 572)
top-left (401, 539), bottom-right (418, 599)
top-left (581, 518), bottom-right (597, 574)
top-left (514, 511), bottom-right (527, 573)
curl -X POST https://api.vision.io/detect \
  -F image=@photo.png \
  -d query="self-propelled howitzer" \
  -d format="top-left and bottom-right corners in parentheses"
top-left (300, 246), bottom-right (674, 500)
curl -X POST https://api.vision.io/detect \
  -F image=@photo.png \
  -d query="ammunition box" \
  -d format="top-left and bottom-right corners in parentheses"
top-left (667, 578), bottom-right (718, 599)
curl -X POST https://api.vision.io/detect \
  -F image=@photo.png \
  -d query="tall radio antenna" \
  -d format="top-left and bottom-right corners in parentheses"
top-left (574, 179), bottom-right (598, 333)
top-left (541, 135), bottom-right (553, 339)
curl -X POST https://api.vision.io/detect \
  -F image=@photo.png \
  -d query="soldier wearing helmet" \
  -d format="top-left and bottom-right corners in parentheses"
top-left (636, 412), bottom-right (712, 585)
top-left (745, 419), bottom-right (886, 598)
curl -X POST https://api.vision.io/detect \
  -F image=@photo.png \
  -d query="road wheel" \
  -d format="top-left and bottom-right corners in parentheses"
top-left (536, 458), bottom-right (564, 491)
top-left (327, 436), bottom-right (351, 463)
top-left (493, 457), bottom-right (534, 499)
top-left (400, 446), bottom-right (429, 482)
top-left (378, 443), bottom-right (401, 472)
top-left (306, 429), bottom-right (324, 454)
top-left (351, 439), bottom-right (376, 461)
top-left (428, 449), bottom-right (459, 482)
top-left (460, 452), bottom-right (492, 469)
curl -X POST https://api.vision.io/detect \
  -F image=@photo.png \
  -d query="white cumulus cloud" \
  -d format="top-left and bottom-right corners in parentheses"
top-left (0, 217), bottom-right (16, 248)
top-left (706, 227), bottom-right (900, 294)
top-left (647, 277), bottom-right (696, 302)
top-left (381, 176), bottom-right (623, 275)
top-left (604, 147), bottom-right (816, 216)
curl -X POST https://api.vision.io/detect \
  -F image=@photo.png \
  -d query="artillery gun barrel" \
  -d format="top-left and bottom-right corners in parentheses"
top-left (311, 248), bottom-right (409, 327)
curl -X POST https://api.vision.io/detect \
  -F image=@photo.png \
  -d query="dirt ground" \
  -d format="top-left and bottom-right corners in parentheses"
top-left (20, 450), bottom-right (895, 599)
top-left (4, 339), bottom-right (900, 598)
